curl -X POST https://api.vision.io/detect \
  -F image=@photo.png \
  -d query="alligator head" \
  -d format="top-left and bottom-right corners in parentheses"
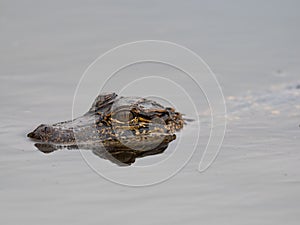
top-left (27, 93), bottom-right (184, 165)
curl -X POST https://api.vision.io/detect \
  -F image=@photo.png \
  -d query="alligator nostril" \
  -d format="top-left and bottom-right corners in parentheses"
top-left (36, 124), bottom-right (52, 133)
top-left (43, 125), bottom-right (53, 134)
top-left (27, 132), bottom-right (34, 138)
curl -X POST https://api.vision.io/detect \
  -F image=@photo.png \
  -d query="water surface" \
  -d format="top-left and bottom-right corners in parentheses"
top-left (1, 1), bottom-right (300, 224)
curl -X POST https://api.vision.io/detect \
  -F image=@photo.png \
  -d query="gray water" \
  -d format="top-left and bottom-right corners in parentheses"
top-left (1, 1), bottom-right (300, 224)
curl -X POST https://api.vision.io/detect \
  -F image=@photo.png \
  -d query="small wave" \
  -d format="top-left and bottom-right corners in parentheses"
top-left (226, 81), bottom-right (300, 120)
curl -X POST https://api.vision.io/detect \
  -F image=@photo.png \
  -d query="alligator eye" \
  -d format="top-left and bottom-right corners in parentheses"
top-left (113, 110), bottom-right (134, 122)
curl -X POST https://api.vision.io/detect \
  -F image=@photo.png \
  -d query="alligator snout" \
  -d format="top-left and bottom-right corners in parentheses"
top-left (27, 124), bottom-right (55, 140)
top-left (28, 123), bottom-right (76, 144)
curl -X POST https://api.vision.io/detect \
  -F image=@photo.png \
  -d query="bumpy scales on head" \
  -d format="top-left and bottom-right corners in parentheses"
top-left (28, 93), bottom-right (184, 156)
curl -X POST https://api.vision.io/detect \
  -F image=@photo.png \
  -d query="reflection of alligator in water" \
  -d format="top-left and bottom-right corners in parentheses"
top-left (28, 93), bottom-right (184, 166)
top-left (34, 136), bottom-right (174, 166)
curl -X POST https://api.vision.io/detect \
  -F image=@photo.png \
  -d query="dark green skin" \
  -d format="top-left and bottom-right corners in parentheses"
top-left (28, 93), bottom-right (184, 165)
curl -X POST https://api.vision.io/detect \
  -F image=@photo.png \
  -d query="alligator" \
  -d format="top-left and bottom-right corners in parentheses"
top-left (27, 93), bottom-right (184, 165)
